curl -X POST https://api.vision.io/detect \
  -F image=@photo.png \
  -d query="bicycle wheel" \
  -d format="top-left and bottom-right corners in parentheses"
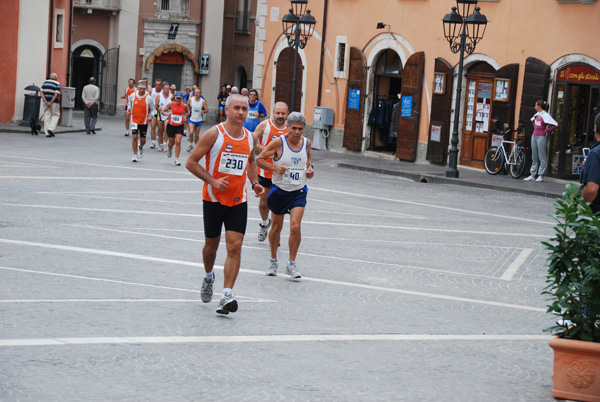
top-left (510, 150), bottom-right (526, 179)
top-left (484, 146), bottom-right (503, 175)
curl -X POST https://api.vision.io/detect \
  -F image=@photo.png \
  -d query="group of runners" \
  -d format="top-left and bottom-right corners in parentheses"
top-left (123, 78), bottom-right (208, 165)
top-left (123, 79), bottom-right (315, 315)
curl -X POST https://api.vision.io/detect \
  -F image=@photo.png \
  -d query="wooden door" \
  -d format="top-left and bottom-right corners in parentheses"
top-left (396, 51), bottom-right (424, 161)
top-left (343, 47), bottom-right (366, 151)
top-left (426, 58), bottom-right (454, 164)
top-left (275, 47), bottom-right (302, 112)
top-left (490, 64), bottom-right (519, 134)
top-left (460, 76), bottom-right (494, 169)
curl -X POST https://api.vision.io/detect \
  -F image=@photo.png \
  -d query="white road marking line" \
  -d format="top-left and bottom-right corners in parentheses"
top-left (0, 155), bottom-right (191, 175)
top-left (500, 248), bottom-right (534, 281)
top-left (0, 177), bottom-right (196, 181)
top-left (0, 239), bottom-right (545, 311)
top-left (0, 334), bottom-right (552, 347)
top-left (3, 202), bottom-right (547, 237)
top-left (0, 299), bottom-right (271, 303)
top-left (2, 203), bottom-right (202, 217)
top-left (67, 225), bottom-right (524, 280)
top-left (0, 266), bottom-right (275, 304)
top-left (310, 198), bottom-right (422, 219)
top-left (311, 187), bottom-right (554, 225)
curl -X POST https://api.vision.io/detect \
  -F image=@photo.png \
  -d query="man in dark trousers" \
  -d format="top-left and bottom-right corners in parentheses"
top-left (82, 77), bottom-right (100, 134)
top-left (581, 113), bottom-right (600, 214)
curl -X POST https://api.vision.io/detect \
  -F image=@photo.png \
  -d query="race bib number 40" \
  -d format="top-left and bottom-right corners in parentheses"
top-left (282, 167), bottom-right (306, 185)
top-left (218, 153), bottom-right (248, 176)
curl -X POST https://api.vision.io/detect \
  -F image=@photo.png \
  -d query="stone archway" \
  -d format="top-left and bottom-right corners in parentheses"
top-left (145, 43), bottom-right (200, 73)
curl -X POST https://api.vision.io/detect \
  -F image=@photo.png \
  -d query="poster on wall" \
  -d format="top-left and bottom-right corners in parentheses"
top-left (572, 154), bottom-right (585, 175)
top-left (348, 89), bottom-right (360, 110)
top-left (430, 124), bottom-right (442, 142)
top-left (401, 96), bottom-right (413, 117)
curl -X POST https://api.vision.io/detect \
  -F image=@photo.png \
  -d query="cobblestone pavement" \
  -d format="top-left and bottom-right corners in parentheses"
top-left (0, 114), bottom-right (560, 401)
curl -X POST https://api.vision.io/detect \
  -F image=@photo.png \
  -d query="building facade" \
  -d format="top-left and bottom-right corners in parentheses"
top-left (255, 0), bottom-right (600, 179)
top-left (3, 0), bottom-right (72, 124)
top-left (4, 0), bottom-right (258, 124)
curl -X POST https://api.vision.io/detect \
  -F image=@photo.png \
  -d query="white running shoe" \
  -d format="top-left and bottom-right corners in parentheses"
top-left (535, 176), bottom-right (544, 182)
top-left (131, 154), bottom-right (138, 162)
top-left (124, 132), bottom-right (129, 137)
top-left (167, 147), bottom-right (173, 158)
top-left (216, 293), bottom-right (238, 315)
top-left (150, 141), bottom-right (156, 149)
top-left (285, 262), bottom-right (301, 279)
top-left (258, 219), bottom-right (271, 242)
top-left (138, 146), bottom-right (144, 159)
top-left (523, 175), bottom-right (535, 181)
top-left (174, 159), bottom-right (181, 166)
top-left (266, 259), bottom-right (278, 276)
top-left (187, 143), bottom-right (194, 152)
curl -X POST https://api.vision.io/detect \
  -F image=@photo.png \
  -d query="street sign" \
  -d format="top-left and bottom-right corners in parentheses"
top-left (168, 23), bottom-right (179, 39)
top-left (348, 89), bottom-right (360, 110)
top-left (199, 54), bottom-right (210, 75)
top-left (401, 96), bottom-right (413, 117)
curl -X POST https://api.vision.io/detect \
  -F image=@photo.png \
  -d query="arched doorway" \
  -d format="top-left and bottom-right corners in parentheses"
top-left (367, 49), bottom-right (402, 154)
top-left (151, 51), bottom-right (185, 89)
top-left (234, 65), bottom-right (248, 90)
top-left (71, 46), bottom-right (101, 109)
top-left (275, 47), bottom-right (302, 112)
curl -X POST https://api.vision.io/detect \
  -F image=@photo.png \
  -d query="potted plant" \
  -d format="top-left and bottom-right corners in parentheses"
top-left (543, 183), bottom-right (600, 402)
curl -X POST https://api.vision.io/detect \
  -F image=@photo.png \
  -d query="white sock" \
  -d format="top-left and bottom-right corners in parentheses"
top-left (223, 288), bottom-right (232, 296)
top-left (287, 261), bottom-right (295, 266)
top-left (261, 219), bottom-right (269, 226)
top-left (270, 257), bottom-right (277, 262)
top-left (204, 271), bottom-right (214, 281)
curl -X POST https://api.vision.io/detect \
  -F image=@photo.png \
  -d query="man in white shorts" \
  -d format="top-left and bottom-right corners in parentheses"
top-left (149, 78), bottom-right (162, 148)
top-left (155, 82), bottom-right (173, 152)
top-left (256, 112), bottom-right (314, 279)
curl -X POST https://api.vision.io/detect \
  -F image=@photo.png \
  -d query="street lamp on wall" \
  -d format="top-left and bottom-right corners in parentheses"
top-left (443, 1), bottom-right (488, 178)
top-left (281, 0), bottom-right (316, 112)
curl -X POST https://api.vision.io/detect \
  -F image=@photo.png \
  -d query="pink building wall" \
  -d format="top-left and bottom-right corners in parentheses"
top-left (258, 0), bottom-right (600, 147)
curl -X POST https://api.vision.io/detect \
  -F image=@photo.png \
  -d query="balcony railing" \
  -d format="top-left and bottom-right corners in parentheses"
top-left (73, 0), bottom-right (120, 11)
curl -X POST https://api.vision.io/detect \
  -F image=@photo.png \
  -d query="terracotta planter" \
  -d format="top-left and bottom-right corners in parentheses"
top-left (549, 337), bottom-right (600, 402)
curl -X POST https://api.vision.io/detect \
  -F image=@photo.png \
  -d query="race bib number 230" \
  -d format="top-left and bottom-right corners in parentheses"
top-left (218, 153), bottom-right (248, 176)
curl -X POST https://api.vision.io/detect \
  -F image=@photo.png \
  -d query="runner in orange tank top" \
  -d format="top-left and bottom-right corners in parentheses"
top-left (127, 80), bottom-right (156, 162)
top-left (186, 94), bottom-right (265, 315)
top-left (251, 102), bottom-right (289, 242)
top-left (162, 92), bottom-right (189, 166)
top-left (122, 78), bottom-right (136, 136)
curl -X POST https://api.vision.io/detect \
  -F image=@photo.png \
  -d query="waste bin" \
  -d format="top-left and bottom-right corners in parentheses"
top-left (20, 85), bottom-right (41, 127)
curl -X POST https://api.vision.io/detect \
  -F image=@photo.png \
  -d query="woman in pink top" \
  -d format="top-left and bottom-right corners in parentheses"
top-left (524, 100), bottom-right (558, 182)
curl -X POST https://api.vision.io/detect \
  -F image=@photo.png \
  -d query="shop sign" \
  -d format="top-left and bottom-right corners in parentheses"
top-left (348, 89), bottom-right (360, 110)
top-left (400, 96), bottom-right (413, 117)
top-left (155, 51), bottom-right (184, 65)
top-left (557, 65), bottom-right (600, 84)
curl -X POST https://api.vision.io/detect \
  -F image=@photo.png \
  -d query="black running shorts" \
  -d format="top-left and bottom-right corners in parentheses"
top-left (203, 201), bottom-right (248, 238)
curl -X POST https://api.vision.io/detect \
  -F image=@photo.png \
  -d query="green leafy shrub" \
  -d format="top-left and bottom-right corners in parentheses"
top-left (543, 183), bottom-right (600, 342)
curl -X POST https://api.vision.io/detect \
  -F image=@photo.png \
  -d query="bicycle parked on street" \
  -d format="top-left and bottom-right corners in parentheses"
top-left (484, 125), bottom-right (528, 179)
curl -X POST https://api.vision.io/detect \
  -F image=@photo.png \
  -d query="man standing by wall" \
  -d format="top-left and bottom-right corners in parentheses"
top-left (82, 77), bottom-right (100, 134)
top-left (40, 73), bottom-right (61, 137)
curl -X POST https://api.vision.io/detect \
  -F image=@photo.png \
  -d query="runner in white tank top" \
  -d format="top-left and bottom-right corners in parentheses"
top-left (156, 84), bottom-right (172, 151)
top-left (149, 78), bottom-right (162, 149)
top-left (187, 88), bottom-right (209, 152)
top-left (256, 112), bottom-right (314, 279)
